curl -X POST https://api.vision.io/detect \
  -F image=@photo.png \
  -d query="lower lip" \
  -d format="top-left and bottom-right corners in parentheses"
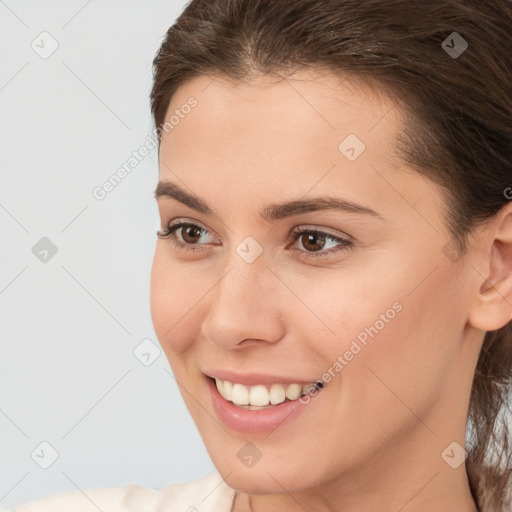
top-left (207, 377), bottom-right (321, 434)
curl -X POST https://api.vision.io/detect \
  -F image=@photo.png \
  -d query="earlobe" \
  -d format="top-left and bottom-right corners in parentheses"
top-left (468, 207), bottom-right (512, 332)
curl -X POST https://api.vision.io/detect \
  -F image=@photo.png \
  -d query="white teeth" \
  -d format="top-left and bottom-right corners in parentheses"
top-left (302, 383), bottom-right (316, 395)
top-left (214, 378), bottom-right (321, 407)
top-left (220, 380), bottom-right (233, 401)
top-left (249, 385), bottom-right (270, 406)
top-left (285, 383), bottom-right (302, 400)
top-left (269, 383), bottom-right (286, 405)
top-left (231, 383), bottom-right (249, 405)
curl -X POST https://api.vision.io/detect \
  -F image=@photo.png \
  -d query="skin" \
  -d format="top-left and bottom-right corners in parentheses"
top-left (150, 69), bottom-right (512, 512)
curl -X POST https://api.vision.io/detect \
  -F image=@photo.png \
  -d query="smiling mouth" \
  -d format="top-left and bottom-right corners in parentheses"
top-left (210, 377), bottom-right (324, 409)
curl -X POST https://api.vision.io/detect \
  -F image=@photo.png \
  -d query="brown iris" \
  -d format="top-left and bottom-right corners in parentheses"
top-left (300, 232), bottom-right (326, 252)
top-left (181, 224), bottom-right (203, 244)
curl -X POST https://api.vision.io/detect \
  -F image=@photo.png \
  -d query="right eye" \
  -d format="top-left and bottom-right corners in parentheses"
top-left (157, 220), bottom-right (220, 252)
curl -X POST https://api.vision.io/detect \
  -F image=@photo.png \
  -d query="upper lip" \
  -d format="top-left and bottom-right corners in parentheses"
top-left (205, 370), bottom-right (318, 386)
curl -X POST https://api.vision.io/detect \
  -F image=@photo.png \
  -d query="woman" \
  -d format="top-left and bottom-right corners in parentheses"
top-left (13, 0), bottom-right (512, 511)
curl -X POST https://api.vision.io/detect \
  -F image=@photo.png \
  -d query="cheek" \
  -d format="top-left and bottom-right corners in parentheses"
top-left (149, 248), bottom-right (204, 355)
top-left (287, 254), bottom-right (460, 405)
top-left (278, 261), bottom-right (406, 357)
top-left (329, 262), bottom-right (461, 431)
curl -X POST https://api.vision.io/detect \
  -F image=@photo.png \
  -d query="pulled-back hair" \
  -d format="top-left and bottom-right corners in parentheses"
top-left (150, 1), bottom-right (512, 509)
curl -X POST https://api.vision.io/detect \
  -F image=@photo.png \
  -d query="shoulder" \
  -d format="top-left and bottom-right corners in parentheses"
top-left (11, 472), bottom-right (236, 512)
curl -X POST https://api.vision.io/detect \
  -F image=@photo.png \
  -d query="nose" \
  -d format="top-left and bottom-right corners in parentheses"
top-left (200, 253), bottom-right (285, 349)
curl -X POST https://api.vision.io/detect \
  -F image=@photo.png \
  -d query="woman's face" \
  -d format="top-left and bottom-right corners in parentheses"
top-left (150, 71), bottom-right (480, 495)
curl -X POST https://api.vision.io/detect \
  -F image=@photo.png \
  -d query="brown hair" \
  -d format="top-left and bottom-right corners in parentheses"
top-left (150, 0), bottom-right (512, 509)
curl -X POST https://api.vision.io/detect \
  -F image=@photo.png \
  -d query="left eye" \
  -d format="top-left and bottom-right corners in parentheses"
top-left (288, 228), bottom-right (354, 257)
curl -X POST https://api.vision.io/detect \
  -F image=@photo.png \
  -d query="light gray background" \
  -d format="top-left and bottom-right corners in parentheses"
top-left (0, 1), bottom-right (216, 509)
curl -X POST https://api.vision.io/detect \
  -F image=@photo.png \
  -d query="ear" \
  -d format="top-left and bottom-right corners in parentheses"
top-left (468, 202), bottom-right (512, 331)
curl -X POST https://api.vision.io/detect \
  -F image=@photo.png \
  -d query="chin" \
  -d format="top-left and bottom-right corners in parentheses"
top-left (210, 449), bottom-right (328, 495)
top-left (223, 466), bottom-right (306, 495)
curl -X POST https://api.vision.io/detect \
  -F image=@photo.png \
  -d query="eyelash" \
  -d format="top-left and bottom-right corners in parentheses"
top-left (156, 221), bottom-right (355, 259)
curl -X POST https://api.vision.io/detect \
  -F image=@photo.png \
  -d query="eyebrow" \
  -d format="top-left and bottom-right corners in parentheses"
top-left (154, 180), bottom-right (383, 221)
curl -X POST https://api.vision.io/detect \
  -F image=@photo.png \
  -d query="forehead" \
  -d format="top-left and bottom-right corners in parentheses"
top-left (162, 70), bottom-right (398, 148)
top-left (156, 70), bottom-right (446, 236)
top-left (159, 70), bottom-right (403, 177)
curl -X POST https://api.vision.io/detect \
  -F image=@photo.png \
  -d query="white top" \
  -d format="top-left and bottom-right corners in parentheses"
top-left (10, 467), bottom-right (511, 512)
top-left (11, 472), bottom-right (236, 512)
